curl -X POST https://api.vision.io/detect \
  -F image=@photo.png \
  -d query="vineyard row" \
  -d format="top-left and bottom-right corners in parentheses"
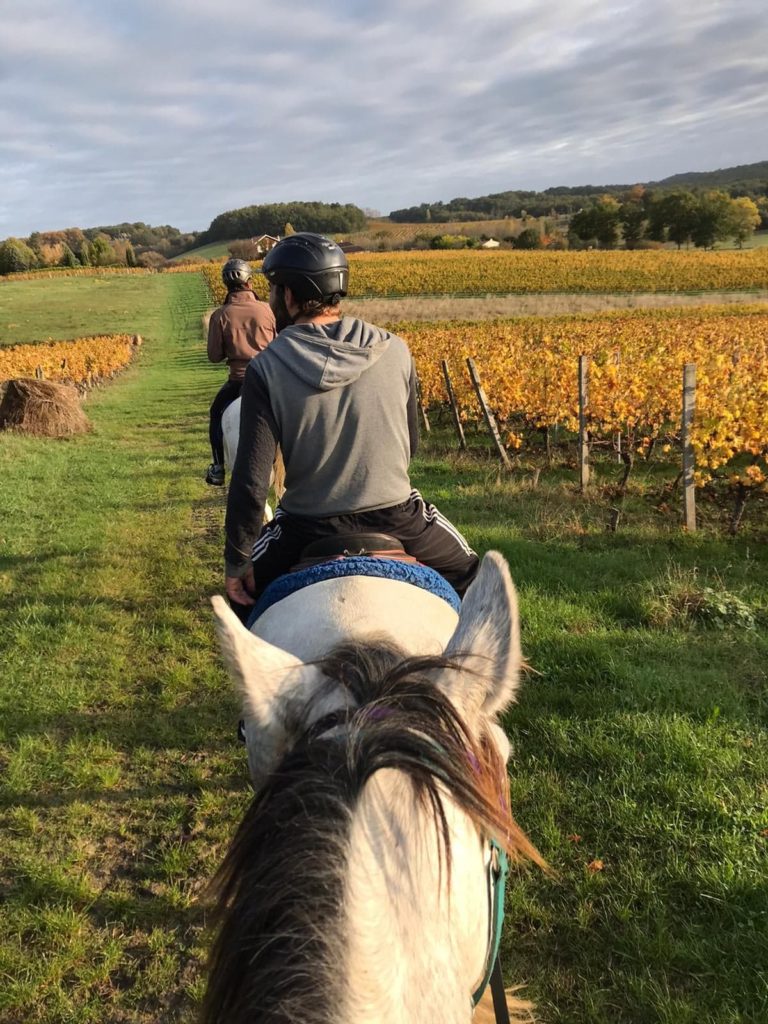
top-left (0, 335), bottom-right (141, 387)
top-left (397, 311), bottom-right (767, 515)
top-left (201, 249), bottom-right (768, 301)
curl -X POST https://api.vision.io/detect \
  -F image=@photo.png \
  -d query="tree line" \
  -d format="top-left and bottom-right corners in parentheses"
top-left (0, 223), bottom-right (198, 275)
top-left (390, 192), bottom-right (602, 222)
top-left (197, 202), bottom-right (367, 245)
top-left (569, 188), bottom-right (763, 249)
top-left (0, 202), bottom-right (368, 274)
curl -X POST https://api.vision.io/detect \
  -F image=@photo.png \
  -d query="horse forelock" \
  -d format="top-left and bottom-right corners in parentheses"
top-left (203, 639), bottom-right (539, 1024)
top-left (312, 641), bottom-right (537, 862)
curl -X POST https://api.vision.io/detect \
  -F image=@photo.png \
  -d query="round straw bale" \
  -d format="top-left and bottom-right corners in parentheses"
top-left (0, 378), bottom-right (92, 437)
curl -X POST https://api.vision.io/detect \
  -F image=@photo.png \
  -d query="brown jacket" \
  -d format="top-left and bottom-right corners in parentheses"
top-left (207, 289), bottom-right (276, 380)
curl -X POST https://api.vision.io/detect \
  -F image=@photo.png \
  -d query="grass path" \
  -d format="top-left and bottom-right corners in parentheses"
top-left (1, 272), bottom-right (767, 1023)
top-left (0, 273), bottom-right (242, 1022)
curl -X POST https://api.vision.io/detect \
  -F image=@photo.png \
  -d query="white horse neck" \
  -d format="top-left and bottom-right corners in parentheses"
top-left (343, 769), bottom-right (488, 1024)
top-left (253, 578), bottom-right (488, 1021)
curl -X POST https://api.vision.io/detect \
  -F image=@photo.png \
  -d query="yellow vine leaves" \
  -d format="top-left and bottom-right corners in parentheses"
top-left (0, 335), bottom-right (139, 386)
top-left (398, 309), bottom-right (768, 489)
top-left (201, 248), bottom-right (768, 302)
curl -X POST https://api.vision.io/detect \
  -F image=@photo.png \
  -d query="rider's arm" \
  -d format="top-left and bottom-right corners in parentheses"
top-left (224, 364), bottom-right (278, 576)
top-left (207, 310), bottom-right (226, 364)
top-left (407, 360), bottom-right (420, 457)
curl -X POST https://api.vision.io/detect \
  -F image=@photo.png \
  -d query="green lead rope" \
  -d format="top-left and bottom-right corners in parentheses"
top-left (471, 837), bottom-right (509, 1010)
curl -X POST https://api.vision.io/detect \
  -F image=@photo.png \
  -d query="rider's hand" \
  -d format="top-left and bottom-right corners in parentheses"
top-left (225, 565), bottom-right (256, 606)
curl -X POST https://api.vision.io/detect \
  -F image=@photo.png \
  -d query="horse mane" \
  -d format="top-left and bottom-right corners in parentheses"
top-left (202, 641), bottom-right (540, 1024)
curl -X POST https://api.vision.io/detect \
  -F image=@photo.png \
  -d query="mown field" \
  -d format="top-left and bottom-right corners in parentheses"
top-left (1, 271), bottom-right (767, 1023)
top-left (170, 240), bottom-right (233, 263)
top-left (0, 275), bottom-right (174, 346)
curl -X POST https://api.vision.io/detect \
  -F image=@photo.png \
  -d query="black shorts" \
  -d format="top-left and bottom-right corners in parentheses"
top-left (249, 489), bottom-right (479, 597)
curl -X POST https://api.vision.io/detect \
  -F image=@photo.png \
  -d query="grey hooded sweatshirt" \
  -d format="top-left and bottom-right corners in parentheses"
top-left (224, 316), bottom-right (419, 573)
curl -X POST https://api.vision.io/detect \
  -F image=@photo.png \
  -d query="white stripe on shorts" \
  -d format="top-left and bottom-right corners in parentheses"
top-left (251, 520), bottom-right (283, 561)
top-left (410, 488), bottom-right (474, 556)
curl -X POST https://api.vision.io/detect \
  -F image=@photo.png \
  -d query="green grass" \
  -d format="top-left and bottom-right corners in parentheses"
top-left (745, 229), bottom-right (768, 249)
top-left (1, 275), bottom-right (767, 1022)
top-left (1, 272), bottom-right (235, 1022)
top-left (0, 275), bottom-right (184, 347)
top-left (170, 241), bottom-right (235, 263)
top-left (418, 440), bottom-right (767, 1022)
top-left (715, 230), bottom-right (768, 251)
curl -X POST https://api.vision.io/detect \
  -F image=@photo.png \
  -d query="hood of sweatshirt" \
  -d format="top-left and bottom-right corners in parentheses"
top-left (269, 316), bottom-right (393, 391)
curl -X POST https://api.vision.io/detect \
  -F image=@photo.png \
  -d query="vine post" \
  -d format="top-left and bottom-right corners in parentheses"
top-left (466, 358), bottom-right (511, 469)
top-left (578, 355), bottom-right (590, 491)
top-left (612, 349), bottom-right (621, 463)
top-left (441, 360), bottom-right (466, 450)
top-left (682, 363), bottom-right (697, 531)
top-left (414, 371), bottom-right (431, 433)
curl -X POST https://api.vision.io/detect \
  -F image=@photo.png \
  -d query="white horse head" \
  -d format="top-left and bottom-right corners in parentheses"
top-left (205, 552), bottom-right (541, 1024)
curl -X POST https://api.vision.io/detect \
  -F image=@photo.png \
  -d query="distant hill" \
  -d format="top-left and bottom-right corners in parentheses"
top-left (388, 161), bottom-right (768, 222)
top-left (654, 161), bottom-right (768, 189)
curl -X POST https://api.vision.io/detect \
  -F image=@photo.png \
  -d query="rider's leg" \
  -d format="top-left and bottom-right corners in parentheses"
top-left (360, 491), bottom-right (480, 596)
top-left (247, 508), bottom-right (319, 600)
top-left (228, 597), bottom-right (253, 626)
top-left (247, 497), bottom-right (479, 597)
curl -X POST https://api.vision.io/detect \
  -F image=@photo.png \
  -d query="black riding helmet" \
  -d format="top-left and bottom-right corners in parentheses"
top-left (222, 258), bottom-right (252, 289)
top-left (261, 233), bottom-right (348, 303)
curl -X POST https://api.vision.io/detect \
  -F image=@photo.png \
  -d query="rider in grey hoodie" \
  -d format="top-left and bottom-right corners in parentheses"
top-left (224, 234), bottom-right (478, 614)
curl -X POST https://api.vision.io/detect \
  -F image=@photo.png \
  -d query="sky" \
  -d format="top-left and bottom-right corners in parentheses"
top-left (1, 0), bottom-right (766, 238)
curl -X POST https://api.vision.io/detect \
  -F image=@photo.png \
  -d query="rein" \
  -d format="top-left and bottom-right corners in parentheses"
top-left (471, 837), bottom-right (510, 1019)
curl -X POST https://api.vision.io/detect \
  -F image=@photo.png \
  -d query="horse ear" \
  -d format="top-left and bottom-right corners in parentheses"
top-left (439, 551), bottom-right (523, 718)
top-left (210, 596), bottom-right (311, 725)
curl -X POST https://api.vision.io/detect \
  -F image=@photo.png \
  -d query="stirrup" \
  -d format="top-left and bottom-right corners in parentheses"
top-left (205, 463), bottom-right (225, 486)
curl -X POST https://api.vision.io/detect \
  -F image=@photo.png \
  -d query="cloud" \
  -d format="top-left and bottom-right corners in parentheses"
top-left (1, 0), bottom-right (766, 235)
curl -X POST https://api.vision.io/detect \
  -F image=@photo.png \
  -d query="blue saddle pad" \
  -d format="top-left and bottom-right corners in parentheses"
top-left (247, 557), bottom-right (461, 627)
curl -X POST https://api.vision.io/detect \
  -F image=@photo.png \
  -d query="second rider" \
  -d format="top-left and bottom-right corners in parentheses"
top-left (224, 233), bottom-right (479, 613)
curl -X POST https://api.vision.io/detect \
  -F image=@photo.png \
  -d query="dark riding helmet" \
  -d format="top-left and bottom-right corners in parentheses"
top-left (261, 233), bottom-right (348, 303)
top-left (222, 258), bottom-right (252, 289)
